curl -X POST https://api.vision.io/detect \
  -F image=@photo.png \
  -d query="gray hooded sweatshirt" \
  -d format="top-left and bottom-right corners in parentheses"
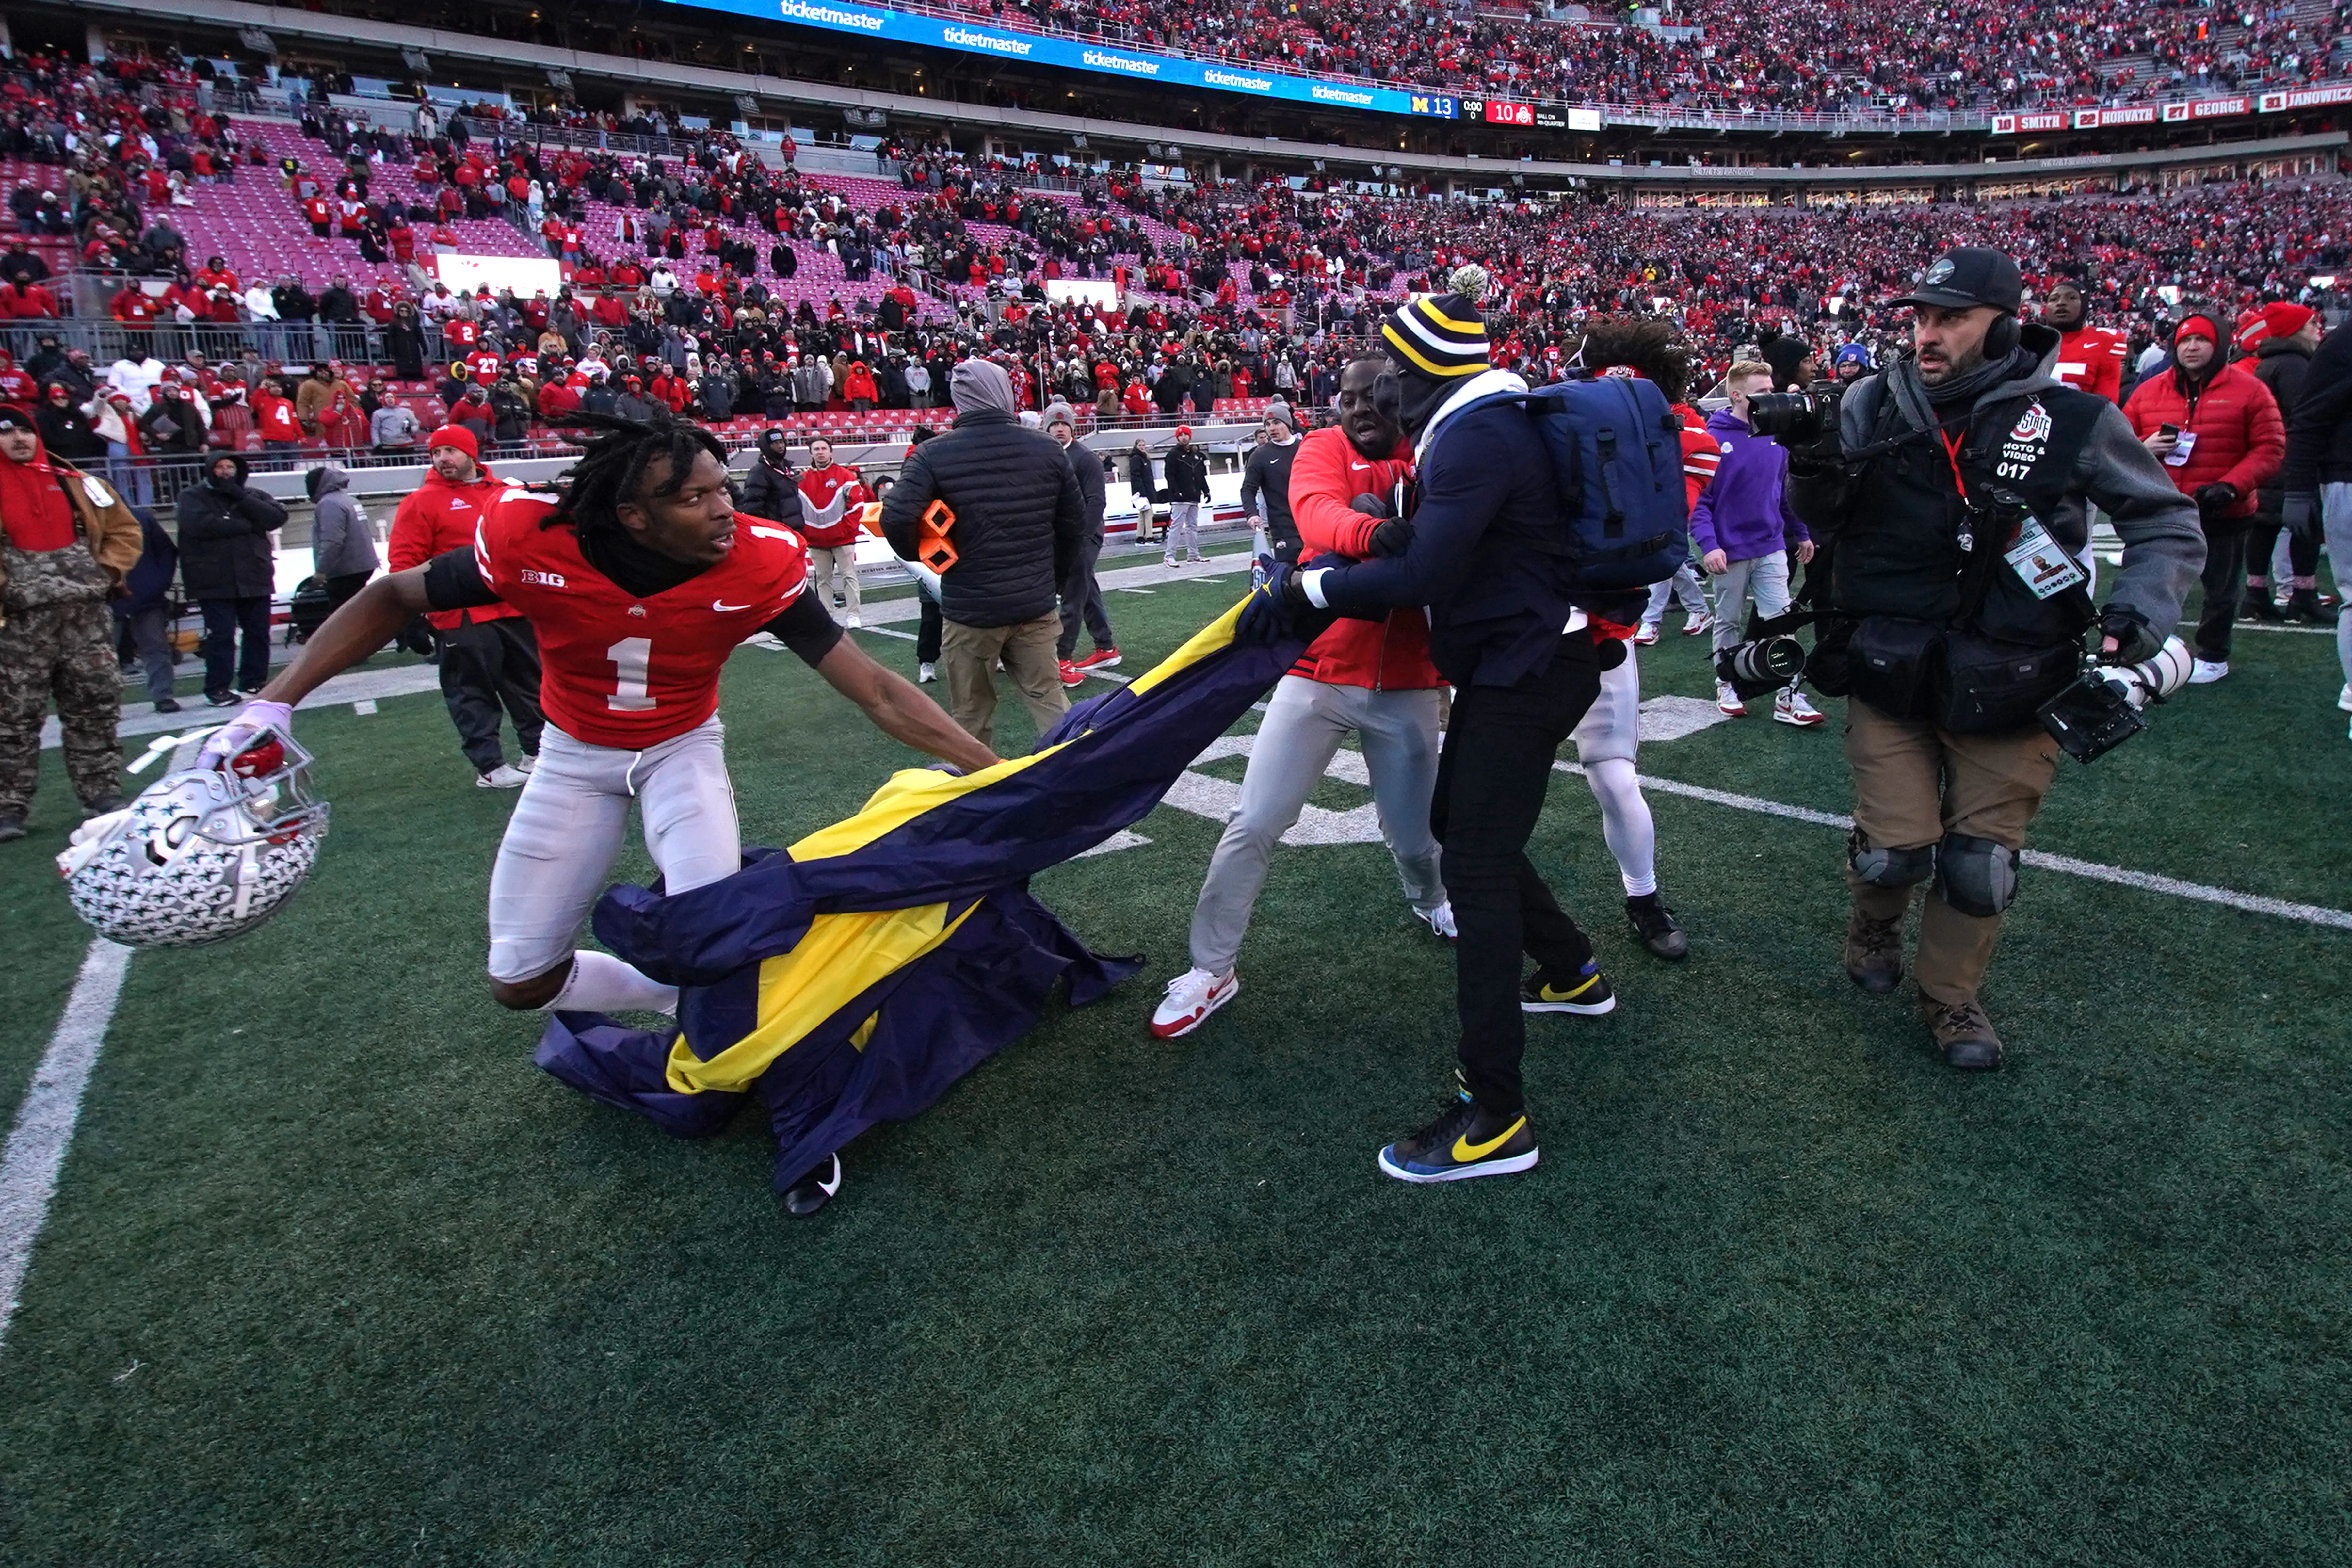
top-left (308, 463), bottom-right (379, 578)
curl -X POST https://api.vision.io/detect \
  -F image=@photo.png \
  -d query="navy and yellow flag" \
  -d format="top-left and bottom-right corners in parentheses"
top-left (536, 599), bottom-right (1313, 1193)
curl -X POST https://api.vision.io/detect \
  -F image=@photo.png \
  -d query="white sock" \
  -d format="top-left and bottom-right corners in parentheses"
top-left (544, 951), bottom-right (679, 1015)
top-left (1586, 758), bottom-right (1658, 897)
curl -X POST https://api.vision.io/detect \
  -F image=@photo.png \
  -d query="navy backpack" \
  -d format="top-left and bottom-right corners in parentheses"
top-left (1431, 375), bottom-right (1691, 590)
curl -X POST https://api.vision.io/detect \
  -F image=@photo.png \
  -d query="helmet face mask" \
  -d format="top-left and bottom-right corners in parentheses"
top-left (60, 727), bottom-right (330, 948)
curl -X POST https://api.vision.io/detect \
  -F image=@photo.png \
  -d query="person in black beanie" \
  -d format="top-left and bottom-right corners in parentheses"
top-left (1245, 267), bottom-right (1620, 1185)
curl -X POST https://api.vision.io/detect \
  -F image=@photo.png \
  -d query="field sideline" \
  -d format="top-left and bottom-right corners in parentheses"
top-left (1, 546), bottom-right (2347, 1565)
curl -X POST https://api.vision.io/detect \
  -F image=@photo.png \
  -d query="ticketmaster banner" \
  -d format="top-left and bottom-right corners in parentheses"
top-left (670, 0), bottom-right (1457, 118)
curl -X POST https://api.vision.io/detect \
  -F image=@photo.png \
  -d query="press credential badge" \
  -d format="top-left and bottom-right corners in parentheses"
top-left (2004, 518), bottom-right (2088, 600)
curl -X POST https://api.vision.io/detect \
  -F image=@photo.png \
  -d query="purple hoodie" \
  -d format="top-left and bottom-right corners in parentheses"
top-left (1689, 407), bottom-right (1809, 563)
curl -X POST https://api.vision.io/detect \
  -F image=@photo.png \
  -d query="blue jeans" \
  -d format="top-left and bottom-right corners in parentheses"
top-left (105, 441), bottom-right (152, 508)
top-left (200, 596), bottom-right (272, 697)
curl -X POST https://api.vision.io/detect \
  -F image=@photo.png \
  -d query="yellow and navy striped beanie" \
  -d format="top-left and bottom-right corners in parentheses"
top-left (1380, 290), bottom-right (1490, 380)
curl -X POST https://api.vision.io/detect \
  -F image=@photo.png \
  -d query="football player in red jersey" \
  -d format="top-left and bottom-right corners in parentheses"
top-left (206, 413), bottom-right (997, 1177)
top-left (2045, 281), bottom-right (2125, 403)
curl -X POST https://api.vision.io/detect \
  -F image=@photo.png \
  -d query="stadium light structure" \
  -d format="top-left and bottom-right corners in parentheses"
top-left (238, 27), bottom-right (276, 55)
top-left (546, 68), bottom-right (572, 89)
top-left (401, 48), bottom-right (430, 76)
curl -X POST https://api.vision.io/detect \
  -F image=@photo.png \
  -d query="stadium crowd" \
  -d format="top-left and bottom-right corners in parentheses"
top-left (960, 0), bottom-right (2351, 114)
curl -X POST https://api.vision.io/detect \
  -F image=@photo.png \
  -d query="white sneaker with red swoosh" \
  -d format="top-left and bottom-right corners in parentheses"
top-left (1149, 967), bottom-right (1238, 1039)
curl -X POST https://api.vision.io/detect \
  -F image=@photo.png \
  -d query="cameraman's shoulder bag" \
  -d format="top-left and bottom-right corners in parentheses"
top-left (1436, 377), bottom-right (1690, 590)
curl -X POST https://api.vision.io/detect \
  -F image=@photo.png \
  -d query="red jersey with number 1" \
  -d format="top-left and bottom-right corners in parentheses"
top-left (473, 490), bottom-right (810, 748)
top-left (2054, 325), bottom-right (2126, 402)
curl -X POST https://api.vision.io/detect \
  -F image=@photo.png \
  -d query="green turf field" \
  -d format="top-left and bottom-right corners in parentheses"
top-left (3, 542), bottom-right (2348, 1565)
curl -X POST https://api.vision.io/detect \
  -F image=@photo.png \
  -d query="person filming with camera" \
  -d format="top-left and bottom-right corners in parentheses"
top-left (1817, 248), bottom-right (2202, 1070)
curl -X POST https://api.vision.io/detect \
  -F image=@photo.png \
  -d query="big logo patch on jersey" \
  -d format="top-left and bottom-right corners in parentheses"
top-left (1997, 398), bottom-right (2053, 482)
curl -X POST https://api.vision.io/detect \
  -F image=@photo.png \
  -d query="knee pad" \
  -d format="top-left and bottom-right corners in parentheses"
top-left (1848, 831), bottom-right (1935, 888)
top-left (1934, 833), bottom-right (2019, 917)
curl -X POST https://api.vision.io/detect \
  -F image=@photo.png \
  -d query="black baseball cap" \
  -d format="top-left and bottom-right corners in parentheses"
top-left (1894, 247), bottom-right (2023, 314)
top-left (0, 408), bottom-right (35, 433)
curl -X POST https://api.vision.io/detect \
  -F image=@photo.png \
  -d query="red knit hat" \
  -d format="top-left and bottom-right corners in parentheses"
top-left (2262, 302), bottom-right (2316, 342)
top-left (427, 424), bottom-right (478, 461)
top-left (1174, 424), bottom-right (1193, 439)
top-left (2174, 314), bottom-right (2220, 346)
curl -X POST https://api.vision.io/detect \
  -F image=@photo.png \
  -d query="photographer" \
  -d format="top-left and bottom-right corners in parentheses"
top-left (1820, 248), bottom-right (2201, 1070)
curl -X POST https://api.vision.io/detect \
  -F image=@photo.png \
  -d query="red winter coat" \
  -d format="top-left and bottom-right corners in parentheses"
top-left (2121, 359), bottom-right (2284, 522)
top-left (388, 466), bottom-right (524, 630)
top-left (1287, 426), bottom-right (1442, 690)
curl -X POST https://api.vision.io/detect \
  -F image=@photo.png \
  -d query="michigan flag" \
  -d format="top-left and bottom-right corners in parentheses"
top-left (536, 598), bottom-right (1313, 1193)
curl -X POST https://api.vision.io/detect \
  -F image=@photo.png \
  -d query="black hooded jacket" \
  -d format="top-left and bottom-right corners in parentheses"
top-left (881, 406), bottom-right (1082, 627)
top-left (738, 441), bottom-right (804, 526)
top-left (175, 454), bottom-right (288, 599)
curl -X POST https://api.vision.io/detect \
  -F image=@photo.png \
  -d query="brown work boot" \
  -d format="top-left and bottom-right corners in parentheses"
top-left (1920, 996), bottom-right (2004, 1071)
top-left (1843, 906), bottom-right (1904, 994)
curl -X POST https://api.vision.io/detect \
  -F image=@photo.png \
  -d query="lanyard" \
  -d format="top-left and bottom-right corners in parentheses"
top-left (1937, 425), bottom-right (1971, 505)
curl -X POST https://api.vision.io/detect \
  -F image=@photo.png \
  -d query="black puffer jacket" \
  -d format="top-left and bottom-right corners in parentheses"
top-left (882, 407), bottom-right (1081, 627)
top-left (1162, 443), bottom-right (1210, 503)
top-left (737, 446), bottom-right (805, 527)
top-left (1064, 439), bottom-right (1107, 539)
top-left (175, 455), bottom-right (287, 599)
top-left (2251, 337), bottom-right (2312, 516)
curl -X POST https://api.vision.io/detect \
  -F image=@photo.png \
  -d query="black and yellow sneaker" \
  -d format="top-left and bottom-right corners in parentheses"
top-left (1377, 1092), bottom-right (1539, 1184)
top-left (781, 1154), bottom-right (844, 1218)
top-left (1521, 962), bottom-right (1616, 1015)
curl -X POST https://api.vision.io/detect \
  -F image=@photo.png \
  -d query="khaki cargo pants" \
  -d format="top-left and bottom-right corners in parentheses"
top-left (940, 609), bottom-right (1069, 753)
top-left (1844, 698), bottom-right (2060, 1007)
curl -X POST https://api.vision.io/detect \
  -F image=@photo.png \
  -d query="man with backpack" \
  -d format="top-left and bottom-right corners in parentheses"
top-left (1241, 274), bottom-right (1675, 1185)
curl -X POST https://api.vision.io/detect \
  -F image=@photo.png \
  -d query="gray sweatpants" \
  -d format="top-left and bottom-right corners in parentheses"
top-left (1166, 501), bottom-right (1202, 559)
top-left (2322, 483), bottom-right (2352, 690)
top-left (1188, 676), bottom-right (1446, 975)
top-left (1710, 548), bottom-right (1792, 654)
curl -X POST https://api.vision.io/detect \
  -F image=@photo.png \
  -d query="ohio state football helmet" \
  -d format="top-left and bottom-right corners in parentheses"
top-left (58, 726), bottom-right (330, 948)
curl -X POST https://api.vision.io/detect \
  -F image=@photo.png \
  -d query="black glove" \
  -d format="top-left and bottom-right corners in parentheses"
top-left (2281, 491), bottom-right (2318, 540)
top-left (1367, 516), bottom-right (1413, 557)
top-left (2096, 604), bottom-right (2160, 666)
top-left (1348, 492), bottom-right (1393, 519)
top-left (1234, 558), bottom-right (1314, 645)
top-left (2194, 481), bottom-right (2238, 517)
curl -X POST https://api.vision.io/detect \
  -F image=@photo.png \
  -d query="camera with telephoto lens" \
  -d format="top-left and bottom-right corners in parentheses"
top-left (2038, 636), bottom-right (2193, 764)
top-left (1716, 634), bottom-right (1807, 698)
top-left (1745, 384), bottom-right (1846, 445)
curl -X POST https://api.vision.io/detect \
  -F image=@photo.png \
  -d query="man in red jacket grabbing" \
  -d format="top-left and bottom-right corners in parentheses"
top-left (1150, 355), bottom-right (1453, 1039)
top-left (796, 437), bottom-right (864, 628)
top-left (2122, 313), bottom-right (2285, 684)
top-left (387, 425), bottom-right (547, 785)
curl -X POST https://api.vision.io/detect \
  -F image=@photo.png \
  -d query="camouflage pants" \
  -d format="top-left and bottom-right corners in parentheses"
top-left (0, 598), bottom-right (121, 818)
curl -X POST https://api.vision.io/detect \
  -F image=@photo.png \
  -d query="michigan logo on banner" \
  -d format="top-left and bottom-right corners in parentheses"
top-left (536, 599), bottom-right (1314, 1192)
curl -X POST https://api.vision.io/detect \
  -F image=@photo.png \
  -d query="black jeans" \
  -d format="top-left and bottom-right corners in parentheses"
top-left (1430, 630), bottom-right (1602, 1115)
top-left (2243, 517), bottom-right (2320, 583)
top-left (2194, 525), bottom-right (2247, 661)
top-left (436, 617), bottom-right (546, 773)
top-left (199, 595), bottom-right (272, 697)
top-left (324, 572), bottom-right (372, 613)
top-left (916, 593), bottom-right (942, 665)
top-left (1056, 530), bottom-right (1114, 659)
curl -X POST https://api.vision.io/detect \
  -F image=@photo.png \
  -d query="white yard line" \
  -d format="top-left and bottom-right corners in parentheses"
top-left (0, 939), bottom-right (132, 1352)
top-left (1552, 760), bottom-right (2352, 931)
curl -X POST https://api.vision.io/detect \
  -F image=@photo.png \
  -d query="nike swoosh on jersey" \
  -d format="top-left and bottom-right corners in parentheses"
top-left (1451, 1115), bottom-right (1526, 1162)
top-left (713, 600), bottom-right (754, 612)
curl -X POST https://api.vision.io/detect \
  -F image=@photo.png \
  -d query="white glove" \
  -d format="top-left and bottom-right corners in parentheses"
top-left (196, 699), bottom-right (293, 769)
